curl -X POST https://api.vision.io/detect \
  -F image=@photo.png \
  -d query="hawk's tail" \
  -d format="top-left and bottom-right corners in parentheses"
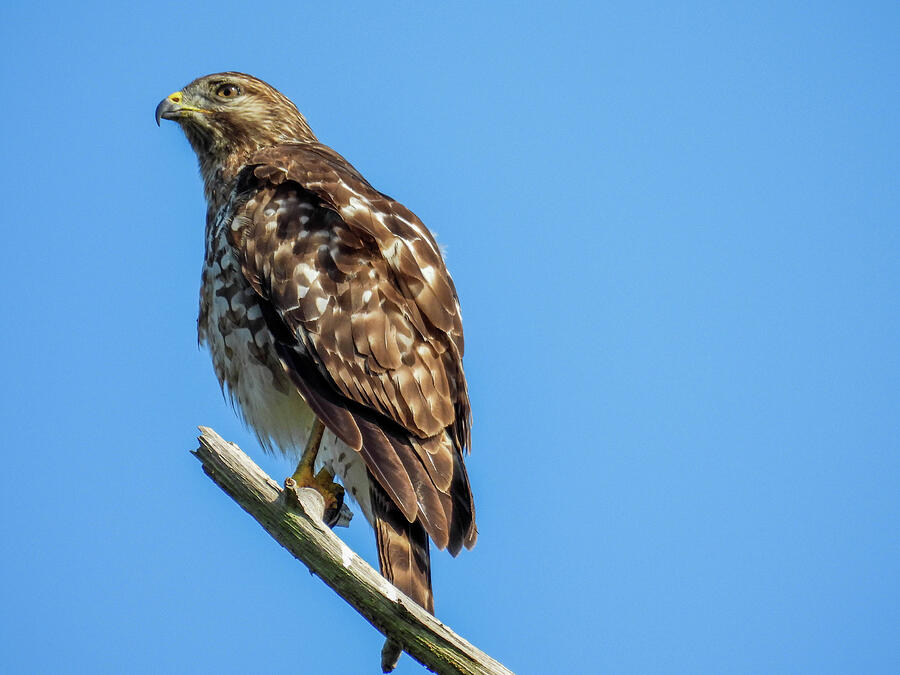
top-left (370, 477), bottom-right (433, 672)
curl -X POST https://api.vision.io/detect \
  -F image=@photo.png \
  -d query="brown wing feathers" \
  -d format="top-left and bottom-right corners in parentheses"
top-left (232, 146), bottom-right (476, 561)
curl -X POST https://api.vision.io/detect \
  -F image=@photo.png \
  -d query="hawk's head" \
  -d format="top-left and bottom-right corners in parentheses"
top-left (156, 72), bottom-right (316, 167)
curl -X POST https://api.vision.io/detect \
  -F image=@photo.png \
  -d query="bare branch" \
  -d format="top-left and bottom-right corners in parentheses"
top-left (192, 427), bottom-right (514, 675)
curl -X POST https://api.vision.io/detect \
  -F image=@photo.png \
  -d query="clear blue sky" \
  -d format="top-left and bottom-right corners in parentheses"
top-left (2, 2), bottom-right (897, 673)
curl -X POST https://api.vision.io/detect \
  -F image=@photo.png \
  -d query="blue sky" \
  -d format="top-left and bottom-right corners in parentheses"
top-left (2, 2), bottom-right (898, 673)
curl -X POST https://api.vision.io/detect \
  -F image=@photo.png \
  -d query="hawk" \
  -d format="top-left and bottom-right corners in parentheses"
top-left (155, 72), bottom-right (476, 670)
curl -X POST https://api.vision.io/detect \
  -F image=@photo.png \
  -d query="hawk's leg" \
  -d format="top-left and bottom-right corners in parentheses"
top-left (288, 418), bottom-right (345, 527)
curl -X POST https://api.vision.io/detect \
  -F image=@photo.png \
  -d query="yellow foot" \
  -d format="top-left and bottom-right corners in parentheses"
top-left (287, 465), bottom-right (345, 528)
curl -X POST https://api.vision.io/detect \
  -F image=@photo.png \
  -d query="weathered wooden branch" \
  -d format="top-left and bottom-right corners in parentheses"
top-left (192, 426), bottom-right (514, 675)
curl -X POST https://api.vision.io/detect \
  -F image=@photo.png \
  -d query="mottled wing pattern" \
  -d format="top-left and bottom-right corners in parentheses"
top-left (227, 144), bottom-right (475, 555)
top-left (250, 144), bottom-right (470, 447)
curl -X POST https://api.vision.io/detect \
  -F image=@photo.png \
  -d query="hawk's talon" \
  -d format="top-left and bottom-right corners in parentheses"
top-left (289, 459), bottom-right (345, 528)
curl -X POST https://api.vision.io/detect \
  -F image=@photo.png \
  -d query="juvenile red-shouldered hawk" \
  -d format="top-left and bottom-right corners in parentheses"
top-left (156, 72), bottom-right (476, 671)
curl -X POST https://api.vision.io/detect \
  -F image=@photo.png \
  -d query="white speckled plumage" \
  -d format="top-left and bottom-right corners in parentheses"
top-left (200, 212), bottom-right (375, 523)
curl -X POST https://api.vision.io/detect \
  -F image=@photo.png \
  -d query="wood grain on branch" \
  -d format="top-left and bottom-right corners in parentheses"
top-left (192, 426), bottom-right (514, 675)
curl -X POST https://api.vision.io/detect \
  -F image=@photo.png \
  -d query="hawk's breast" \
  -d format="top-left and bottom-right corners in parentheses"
top-left (198, 205), bottom-right (374, 523)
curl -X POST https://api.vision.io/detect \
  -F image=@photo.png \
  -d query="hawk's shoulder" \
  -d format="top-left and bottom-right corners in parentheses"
top-left (244, 142), bottom-right (464, 352)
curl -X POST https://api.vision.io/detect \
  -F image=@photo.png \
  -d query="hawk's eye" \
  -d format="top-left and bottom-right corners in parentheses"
top-left (215, 83), bottom-right (241, 99)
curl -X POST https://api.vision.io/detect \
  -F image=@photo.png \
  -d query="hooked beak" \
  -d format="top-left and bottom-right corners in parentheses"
top-left (155, 91), bottom-right (210, 126)
top-left (155, 91), bottom-right (182, 126)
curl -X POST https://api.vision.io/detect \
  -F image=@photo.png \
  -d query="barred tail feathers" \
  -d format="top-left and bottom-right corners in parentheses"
top-left (371, 478), bottom-right (433, 672)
